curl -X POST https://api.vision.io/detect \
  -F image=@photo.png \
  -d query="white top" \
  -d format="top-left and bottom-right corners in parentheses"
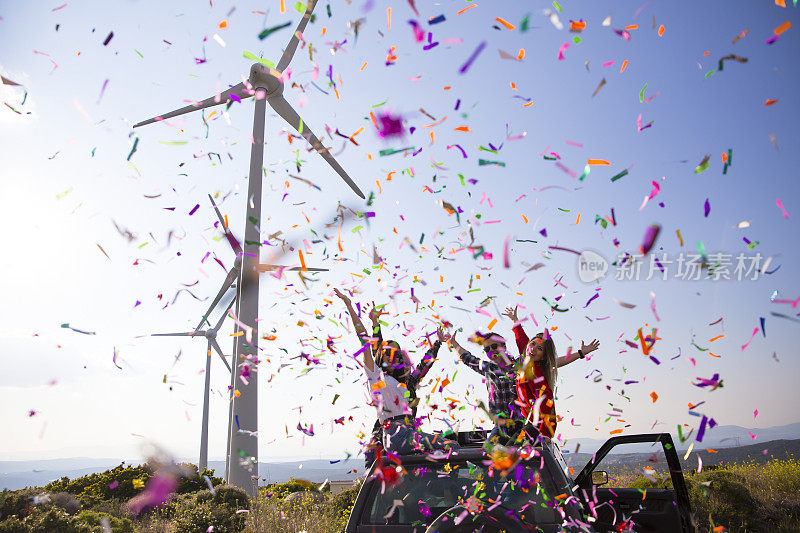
top-left (364, 363), bottom-right (412, 422)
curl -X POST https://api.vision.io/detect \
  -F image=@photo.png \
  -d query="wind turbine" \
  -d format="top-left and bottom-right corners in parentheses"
top-left (151, 302), bottom-right (233, 473)
top-left (134, 0), bottom-right (363, 494)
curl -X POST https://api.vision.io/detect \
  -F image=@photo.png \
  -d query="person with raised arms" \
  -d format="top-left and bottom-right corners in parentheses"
top-left (334, 288), bottom-right (459, 457)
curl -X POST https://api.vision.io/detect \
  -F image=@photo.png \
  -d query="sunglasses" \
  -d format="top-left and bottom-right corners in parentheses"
top-left (484, 343), bottom-right (505, 353)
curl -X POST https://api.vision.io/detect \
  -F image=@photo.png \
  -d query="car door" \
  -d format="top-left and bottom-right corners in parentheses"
top-left (574, 433), bottom-right (693, 532)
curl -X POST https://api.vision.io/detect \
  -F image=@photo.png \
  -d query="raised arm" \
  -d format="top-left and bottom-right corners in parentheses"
top-left (408, 328), bottom-right (444, 388)
top-left (450, 331), bottom-right (497, 377)
top-left (502, 306), bottom-right (529, 356)
top-left (556, 338), bottom-right (600, 368)
top-left (334, 288), bottom-right (374, 369)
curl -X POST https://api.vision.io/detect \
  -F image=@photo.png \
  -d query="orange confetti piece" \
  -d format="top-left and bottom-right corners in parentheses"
top-left (620, 59), bottom-right (629, 73)
top-left (495, 17), bottom-right (515, 30)
top-left (487, 318), bottom-right (498, 330)
top-left (575, 213), bottom-right (581, 224)
top-left (625, 24), bottom-right (639, 30)
top-left (387, 7), bottom-right (392, 30)
top-left (224, 214), bottom-right (229, 228)
top-left (457, 4), bottom-right (477, 15)
top-left (523, 101), bottom-right (534, 107)
top-left (709, 335), bottom-right (725, 342)
top-left (570, 20), bottom-right (586, 31)
top-left (430, 130), bottom-right (435, 144)
top-left (776, 0), bottom-right (786, 5)
top-left (721, 152), bottom-right (728, 164)
top-left (764, 99), bottom-right (778, 106)
top-left (454, 126), bottom-right (471, 132)
top-left (521, 214), bottom-right (529, 223)
top-left (218, 20), bottom-right (228, 29)
top-left (774, 20), bottom-right (791, 35)
top-left (376, 180), bottom-right (382, 194)
top-left (555, 493), bottom-right (568, 499)
top-left (707, 448), bottom-right (719, 453)
top-left (587, 159), bottom-right (611, 165)
top-left (280, 0), bottom-right (285, 13)
top-left (299, 250), bottom-right (307, 271)
top-left (371, 380), bottom-right (386, 391)
top-left (360, 61), bottom-right (368, 71)
top-left (709, 352), bottom-right (721, 358)
top-left (517, 48), bottom-right (525, 60)
top-left (703, 50), bottom-right (711, 56)
top-left (610, 428), bottom-right (624, 435)
top-left (658, 24), bottom-right (665, 36)
top-left (510, 81), bottom-right (517, 89)
top-left (650, 391), bottom-right (659, 403)
top-left (676, 229), bottom-right (684, 246)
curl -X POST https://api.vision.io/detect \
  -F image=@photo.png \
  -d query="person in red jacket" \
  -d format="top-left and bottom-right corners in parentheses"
top-left (501, 306), bottom-right (599, 440)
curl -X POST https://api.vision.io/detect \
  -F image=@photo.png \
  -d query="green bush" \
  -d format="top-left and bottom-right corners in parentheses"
top-left (170, 484), bottom-right (249, 533)
top-left (20, 506), bottom-right (94, 533)
top-left (76, 510), bottom-right (135, 533)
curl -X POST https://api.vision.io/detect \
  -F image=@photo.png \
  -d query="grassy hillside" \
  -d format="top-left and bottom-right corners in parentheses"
top-left (0, 449), bottom-right (797, 532)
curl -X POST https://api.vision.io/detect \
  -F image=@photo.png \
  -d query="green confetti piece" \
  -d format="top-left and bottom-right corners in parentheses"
top-left (639, 83), bottom-right (647, 103)
top-left (694, 159), bottom-right (710, 174)
top-left (351, 225), bottom-right (364, 233)
top-left (458, 173), bottom-right (465, 185)
top-left (243, 50), bottom-right (275, 68)
top-left (578, 165), bottom-right (590, 181)
top-left (573, 36), bottom-right (581, 44)
top-left (704, 70), bottom-right (716, 79)
top-left (520, 14), bottom-right (530, 32)
top-left (747, 240), bottom-right (760, 250)
top-left (137, 242), bottom-right (149, 249)
top-left (379, 147), bottom-right (414, 156)
top-left (298, 118), bottom-right (303, 134)
top-left (610, 169), bottom-right (629, 182)
top-left (134, 49), bottom-right (143, 58)
top-left (478, 159), bottom-right (506, 167)
top-left (258, 21), bottom-right (292, 40)
top-left (557, 207), bottom-right (571, 212)
top-left (371, 99), bottom-right (388, 108)
top-left (326, 3), bottom-right (332, 17)
top-left (697, 240), bottom-right (707, 261)
top-left (158, 141), bottom-right (189, 145)
top-left (362, 268), bottom-right (371, 275)
top-left (294, 2), bottom-right (307, 14)
top-left (126, 137), bottom-right (139, 161)
top-left (552, 1), bottom-right (562, 12)
top-left (478, 145), bottom-right (498, 154)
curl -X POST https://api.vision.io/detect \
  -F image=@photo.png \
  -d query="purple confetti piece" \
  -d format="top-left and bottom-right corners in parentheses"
top-left (696, 415), bottom-right (708, 443)
top-left (229, 93), bottom-right (241, 103)
top-left (189, 204), bottom-right (200, 216)
top-left (447, 144), bottom-right (468, 158)
top-left (458, 41), bottom-right (487, 74)
top-left (584, 293), bottom-right (599, 308)
top-left (704, 198), bottom-right (710, 217)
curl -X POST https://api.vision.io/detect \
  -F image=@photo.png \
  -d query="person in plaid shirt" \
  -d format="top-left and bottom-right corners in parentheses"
top-left (448, 329), bottom-right (523, 444)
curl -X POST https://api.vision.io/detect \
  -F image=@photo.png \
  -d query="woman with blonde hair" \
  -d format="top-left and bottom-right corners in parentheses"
top-left (502, 306), bottom-right (599, 440)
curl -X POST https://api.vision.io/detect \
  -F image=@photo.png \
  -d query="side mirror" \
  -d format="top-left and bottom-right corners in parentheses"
top-left (591, 470), bottom-right (609, 486)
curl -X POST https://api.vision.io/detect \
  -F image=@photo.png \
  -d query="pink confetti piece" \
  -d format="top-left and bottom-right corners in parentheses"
top-left (51, 3), bottom-right (67, 10)
top-left (503, 235), bottom-right (511, 268)
top-left (558, 42), bottom-right (570, 60)
top-left (601, 60), bottom-right (615, 67)
top-left (754, 409), bottom-right (758, 419)
top-left (776, 198), bottom-right (789, 218)
top-left (565, 140), bottom-right (583, 147)
top-left (741, 327), bottom-right (759, 350)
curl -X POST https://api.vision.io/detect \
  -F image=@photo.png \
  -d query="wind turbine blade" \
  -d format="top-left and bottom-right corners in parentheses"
top-left (267, 96), bottom-right (365, 199)
top-left (134, 82), bottom-right (250, 128)
top-left (214, 303), bottom-right (232, 330)
top-left (257, 264), bottom-right (328, 272)
top-left (194, 267), bottom-right (238, 331)
top-left (208, 194), bottom-right (243, 256)
top-left (152, 331), bottom-right (200, 337)
top-left (209, 338), bottom-right (232, 372)
top-left (276, 0), bottom-right (318, 73)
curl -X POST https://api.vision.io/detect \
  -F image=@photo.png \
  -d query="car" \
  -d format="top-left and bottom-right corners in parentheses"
top-left (344, 431), bottom-right (693, 532)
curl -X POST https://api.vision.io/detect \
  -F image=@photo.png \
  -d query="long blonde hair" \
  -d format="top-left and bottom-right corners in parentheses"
top-left (529, 331), bottom-right (558, 390)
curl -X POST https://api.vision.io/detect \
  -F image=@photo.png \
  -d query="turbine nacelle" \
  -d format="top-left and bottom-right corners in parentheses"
top-left (248, 63), bottom-right (284, 97)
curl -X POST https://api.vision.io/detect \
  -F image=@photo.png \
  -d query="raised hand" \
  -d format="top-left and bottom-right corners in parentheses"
top-left (436, 326), bottom-right (447, 343)
top-left (333, 288), bottom-right (351, 305)
top-left (368, 301), bottom-right (381, 325)
top-left (580, 339), bottom-right (600, 355)
top-left (501, 306), bottom-right (519, 323)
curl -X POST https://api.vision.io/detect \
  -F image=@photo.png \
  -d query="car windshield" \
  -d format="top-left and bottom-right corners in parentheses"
top-left (363, 459), bottom-right (562, 527)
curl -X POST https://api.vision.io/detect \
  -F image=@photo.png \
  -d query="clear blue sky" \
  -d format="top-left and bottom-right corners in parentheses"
top-left (0, 0), bottom-right (798, 463)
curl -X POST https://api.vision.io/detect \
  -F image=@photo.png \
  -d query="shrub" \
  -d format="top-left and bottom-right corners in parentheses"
top-left (50, 492), bottom-right (82, 515)
top-left (76, 510), bottom-right (135, 533)
top-left (170, 484), bottom-right (248, 533)
top-left (20, 506), bottom-right (94, 533)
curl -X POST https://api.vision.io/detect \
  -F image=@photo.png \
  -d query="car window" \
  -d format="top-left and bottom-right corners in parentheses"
top-left (363, 461), bottom-right (561, 527)
top-left (590, 443), bottom-right (672, 489)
